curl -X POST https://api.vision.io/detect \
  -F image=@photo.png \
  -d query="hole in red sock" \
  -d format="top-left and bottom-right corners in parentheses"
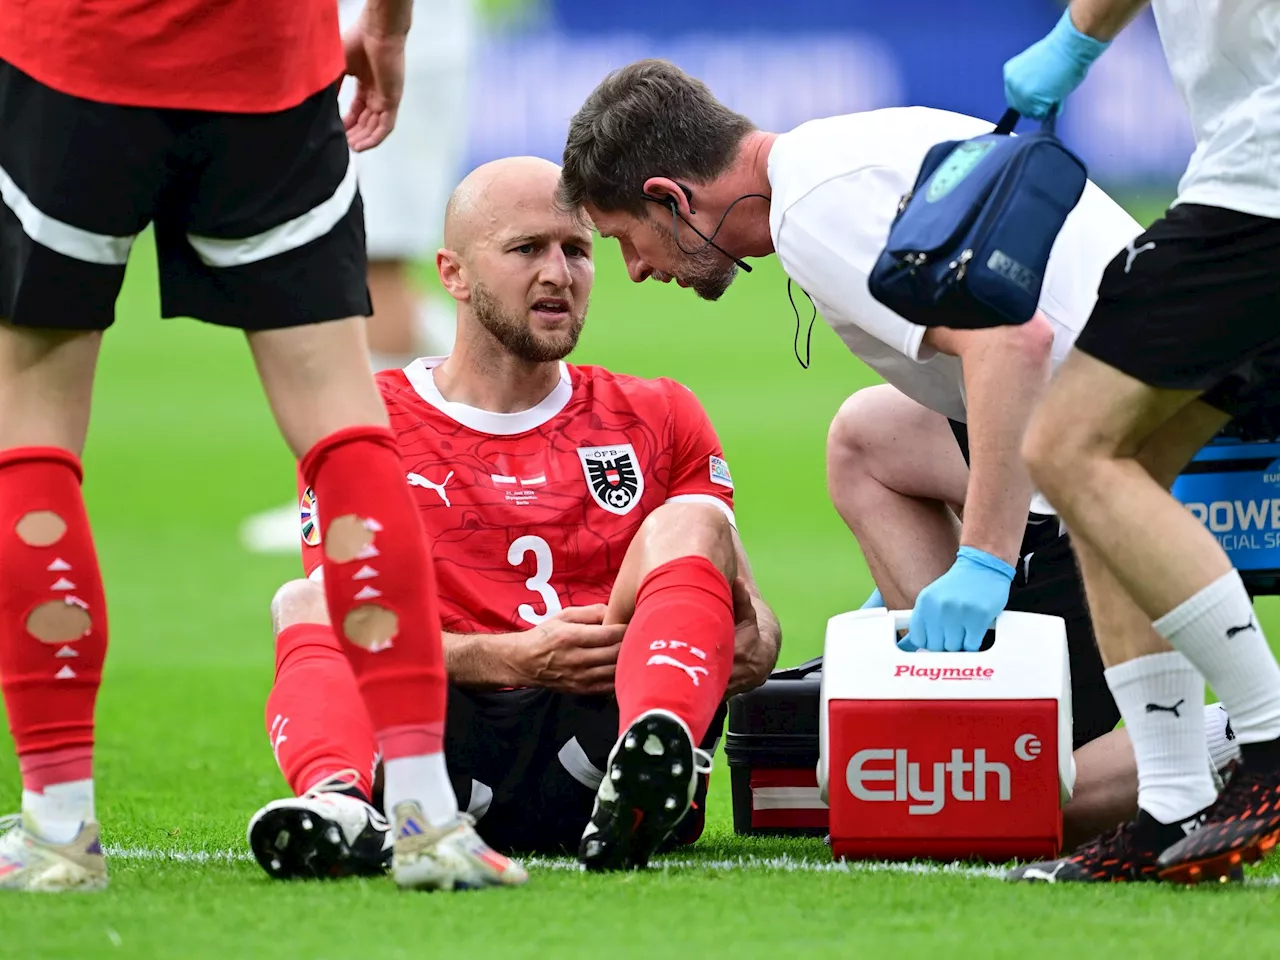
top-left (16, 511), bottom-right (67, 547)
top-left (324, 515), bottom-right (375, 564)
top-left (27, 599), bottom-right (92, 643)
top-left (343, 604), bottom-right (398, 651)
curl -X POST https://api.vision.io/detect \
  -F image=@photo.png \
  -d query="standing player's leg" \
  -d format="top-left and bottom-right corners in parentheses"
top-left (247, 324), bottom-right (522, 889)
top-left (578, 501), bottom-right (736, 870)
top-left (0, 328), bottom-right (109, 891)
top-left (0, 59), bottom-right (172, 892)
top-left (1023, 346), bottom-right (1280, 882)
top-left (155, 84), bottom-right (521, 891)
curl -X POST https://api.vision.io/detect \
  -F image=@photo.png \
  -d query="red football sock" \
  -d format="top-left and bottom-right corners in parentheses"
top-left (0, 448), bottom-right (106, 791)
top-left (616, 556), bottom-right (735, 743)
top-left (267, 622), bottom-right (378, 800)
top-left (300, 426), bottom-right (445, 760)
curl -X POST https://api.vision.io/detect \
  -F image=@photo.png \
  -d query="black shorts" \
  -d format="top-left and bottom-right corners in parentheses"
top-left (440, 686), bottom-right (726, 854)
top-left (1074, 203), bottom-right (1280, 413)
top-left (949, 422), bottom-right (1119, 749)
top-left (0, 60), bottom-right (370, 332)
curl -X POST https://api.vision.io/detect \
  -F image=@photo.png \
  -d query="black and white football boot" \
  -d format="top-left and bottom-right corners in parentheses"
top-left (248, 770), bottom-right (392, 880)
top-left (578, 709), bottom-right (713, 871)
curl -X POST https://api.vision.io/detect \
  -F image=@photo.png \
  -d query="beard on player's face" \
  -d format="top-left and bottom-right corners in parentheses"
top-left (650, 220), bottom-right (738, 302)
top-left (470, 280), bottom-right (587, 363)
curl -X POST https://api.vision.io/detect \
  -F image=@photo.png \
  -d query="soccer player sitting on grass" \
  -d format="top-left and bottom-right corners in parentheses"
top-left (246, 156), bottom-right (782, 880)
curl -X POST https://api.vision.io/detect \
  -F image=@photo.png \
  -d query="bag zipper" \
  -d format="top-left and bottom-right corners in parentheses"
top-left (895, 136), bottom-right (1055, 278)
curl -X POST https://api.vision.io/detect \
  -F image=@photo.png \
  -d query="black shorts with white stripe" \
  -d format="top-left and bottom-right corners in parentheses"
top-left (433, 686), bottom-right (726, 854)
top-left (0, 59), bottom-right (370, 332)
top-left (1074, 203), bottom-right (1280, 403)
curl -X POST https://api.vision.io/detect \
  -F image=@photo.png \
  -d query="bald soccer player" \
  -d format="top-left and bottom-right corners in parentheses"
top-left (245, 157), bottom-right (783, 878)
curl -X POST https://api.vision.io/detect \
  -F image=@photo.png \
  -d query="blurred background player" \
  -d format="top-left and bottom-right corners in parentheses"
top-left (0, 0), bottom-right (511, 893)
top-left (239, 0), bottom-right (478, 554)
top-left (1000, 0), bottom-right (1280, 884)
top-left (557, 59), bottom-right (1143, 750)
top-left (247, 157), bottom-right (781, 877)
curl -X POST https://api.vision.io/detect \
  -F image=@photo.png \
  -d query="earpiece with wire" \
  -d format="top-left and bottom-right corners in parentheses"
top-left (640, 183), bottom-right (817, 370)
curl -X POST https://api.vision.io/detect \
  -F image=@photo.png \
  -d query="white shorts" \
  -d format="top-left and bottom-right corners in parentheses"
top-left (338, 0), bottom-right (476, 260)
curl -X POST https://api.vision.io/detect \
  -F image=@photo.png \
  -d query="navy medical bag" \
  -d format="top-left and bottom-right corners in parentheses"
top-left (868, 109), bottom-right (1087, 329)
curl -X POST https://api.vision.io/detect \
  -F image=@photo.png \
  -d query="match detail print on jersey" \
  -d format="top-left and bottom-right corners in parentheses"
top-left (577, 445), bottom-right (645, 516)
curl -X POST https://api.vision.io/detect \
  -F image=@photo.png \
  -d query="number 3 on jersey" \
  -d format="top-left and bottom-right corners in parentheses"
top-left (507, 535), bottom-right (563, 626)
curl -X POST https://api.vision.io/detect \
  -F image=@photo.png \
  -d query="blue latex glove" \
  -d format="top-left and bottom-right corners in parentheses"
top-left (899, 547), bottom-right (1016, 653)
top-left (860, 587), bottom-right (884, 610)
top-left (1003, 8), bottom-right (1111, 120)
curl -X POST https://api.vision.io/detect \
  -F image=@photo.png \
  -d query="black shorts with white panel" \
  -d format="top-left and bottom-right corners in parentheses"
top-left (1073, 203), bottom-right (1280, 403)
top-left (437, 686), bottom-right (725, 854)
top-left (0, 59), bottom-right (370, 332)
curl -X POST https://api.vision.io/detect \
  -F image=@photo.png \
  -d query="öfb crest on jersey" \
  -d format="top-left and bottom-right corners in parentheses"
top-left (577, 444), bottom-right (644, 516)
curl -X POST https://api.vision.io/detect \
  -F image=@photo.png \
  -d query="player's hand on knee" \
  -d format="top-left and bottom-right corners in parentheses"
top-left (900, 547), bottom-right (1015, 653)
top-left (515, 605), bottom-right (625, 695)
top-left (1002, 9), bottom-right (1110, 120)
top-left (728, 577), bottom-right (771, 696)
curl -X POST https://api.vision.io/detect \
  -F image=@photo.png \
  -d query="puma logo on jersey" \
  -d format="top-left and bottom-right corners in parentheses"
top-left (407, 471), bottom-right (454, 507)
top-left (1124, 239), bottom-right (1156, 274)
top-left (646, 654), bottom-right (710, 686)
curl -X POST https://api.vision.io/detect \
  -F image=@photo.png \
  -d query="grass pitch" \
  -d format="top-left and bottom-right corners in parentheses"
top-left (3, 198), bottom-right (1280, 958)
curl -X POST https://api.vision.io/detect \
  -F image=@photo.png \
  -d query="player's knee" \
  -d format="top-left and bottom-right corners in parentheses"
top-left (826, 386), bottom-right (900, 501)
top-left (828, 390), bottom-right (884, 467)
top-left (271, 579), bottom-right (330, 634)
top-left (1022, 409), bottom-right (1070, 494)
top-left (641, 502), bottom-right (737, 581)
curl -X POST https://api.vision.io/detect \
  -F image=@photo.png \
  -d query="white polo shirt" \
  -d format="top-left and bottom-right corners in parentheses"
top-left (1152, 0), bottom-right (1280, 218)
top-left (768, 106), bottom-right (1143, 422)
top-left (767, 106), bottom-right (1144, 513)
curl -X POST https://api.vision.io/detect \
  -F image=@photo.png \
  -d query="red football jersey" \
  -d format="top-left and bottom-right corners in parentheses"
top-left (300, 359), bottom-right (736, 635)
top-left (0, 0), bottom-right (342, 113)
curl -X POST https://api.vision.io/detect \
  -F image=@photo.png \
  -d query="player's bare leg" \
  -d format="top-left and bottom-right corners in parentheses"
top-left (0, 324), bottom-right (108, 891)
top-left (825, 385), bottom-right (968, 608)
top-left (247, 317), bottom-right (525, 890)
top-left (238, 260), bottom-right (436, 553)
top-left (579, 502), bottom-right (738, 870)
top-left (1021, 350), bottom-right (1280, 883)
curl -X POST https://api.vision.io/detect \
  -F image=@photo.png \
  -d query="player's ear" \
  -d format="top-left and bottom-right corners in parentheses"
top-left (436, 248), bottom-right (470, 302)
top-left (641, 177), bottom-right (691, 216)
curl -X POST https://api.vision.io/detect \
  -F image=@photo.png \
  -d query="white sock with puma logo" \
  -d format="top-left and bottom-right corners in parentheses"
top-left (1105, 651), bottom-right (1216, 825)
top-left (1154, 570), bottom-right (1280, 748)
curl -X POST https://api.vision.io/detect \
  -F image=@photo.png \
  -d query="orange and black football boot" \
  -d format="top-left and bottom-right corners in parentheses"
top-left (1157, 747), bottom-right (1280, 884)
top-left (1008, 810), bottom-right (1232, 884)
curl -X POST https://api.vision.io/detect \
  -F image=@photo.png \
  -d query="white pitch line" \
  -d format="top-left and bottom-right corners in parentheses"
top-left (102, 845), bottom-right (996, 876)
top-left (99, 846), bottom-right (1280, 885)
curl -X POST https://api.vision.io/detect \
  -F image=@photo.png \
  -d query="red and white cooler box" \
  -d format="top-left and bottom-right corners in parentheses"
top-left (817, 608), bottom-right (1076, 862)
